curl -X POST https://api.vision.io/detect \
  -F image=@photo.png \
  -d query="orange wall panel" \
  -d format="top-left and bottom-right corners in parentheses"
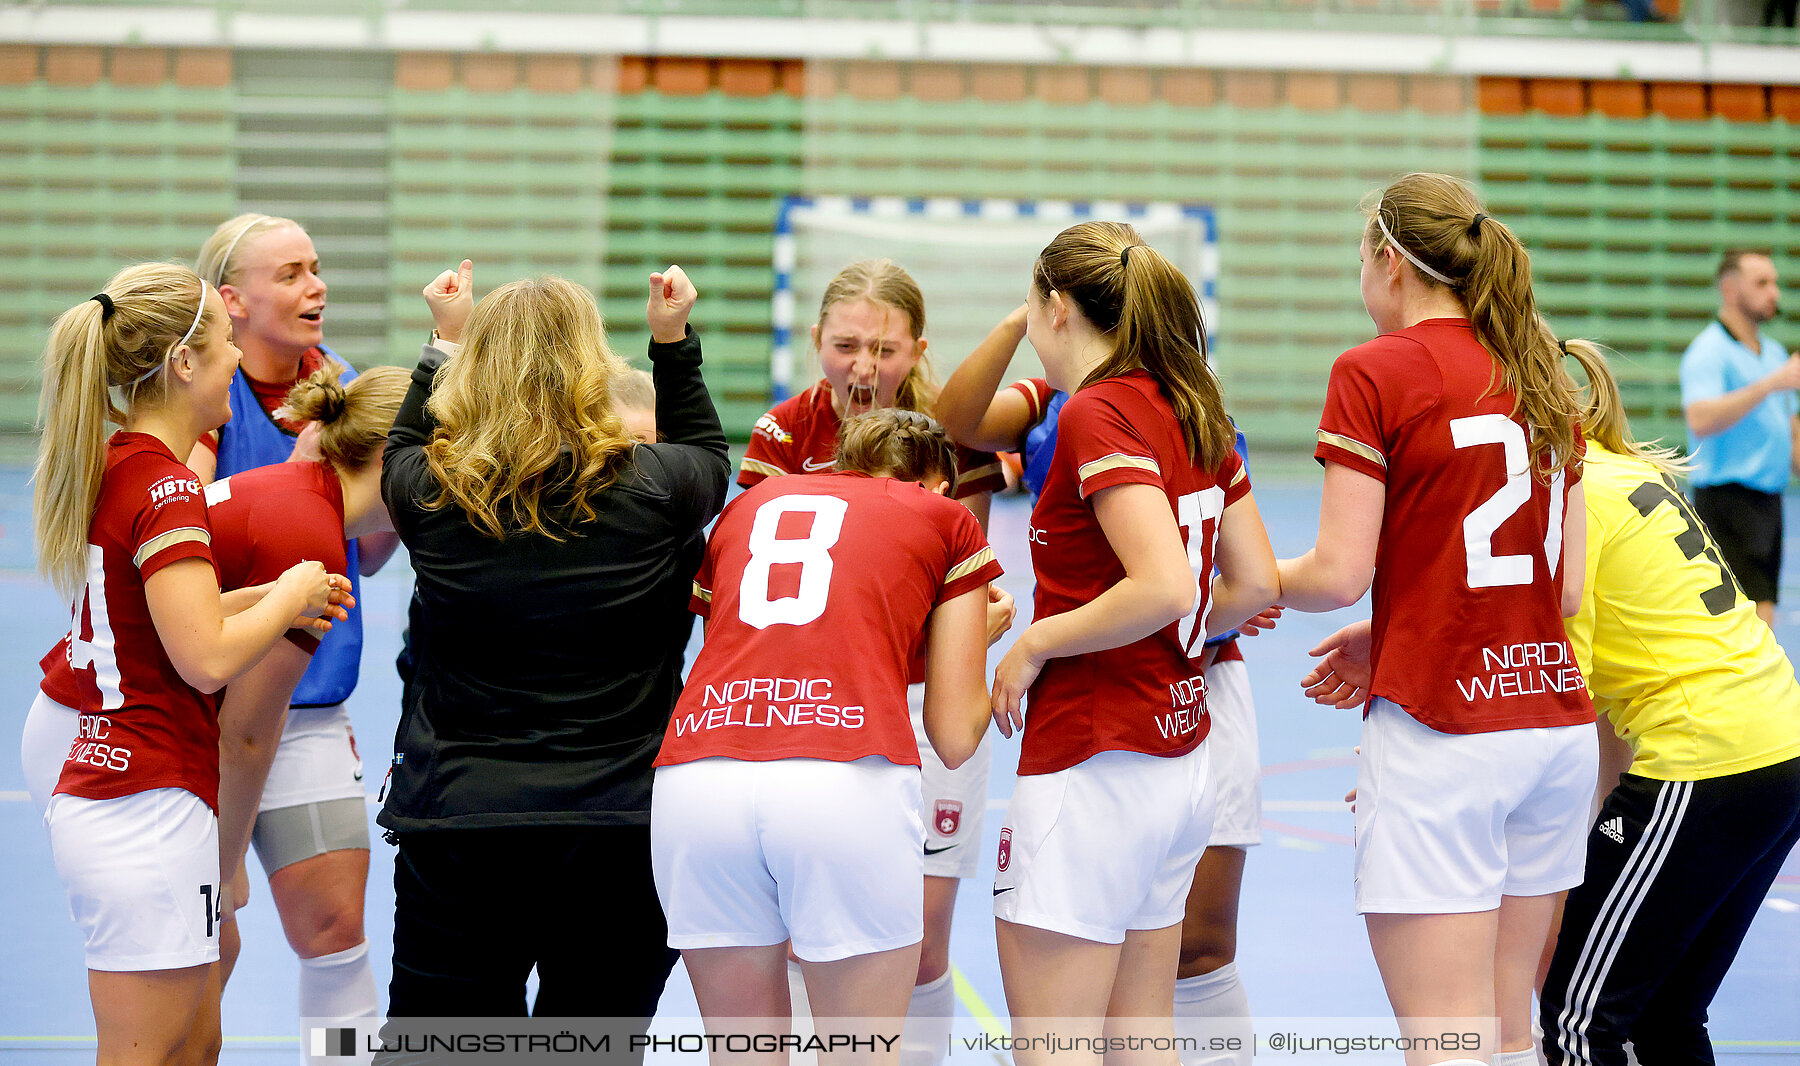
top-left (1287, 72), bottom-right (1342, 110)
top-left (462, 54), bottom-right (519, 93)
top-left (716, 58), bottom-right (777, 97)
top-left (1589, 80), bottom-right (1647, 118)
top-left (1097, 67), bottom-right (1153, 106)
top-left (1648, 81), bottom-right (1707, 119)
top-left (110, 48), bottom-right (169, 87)
top-left (651, 57), bottom-right (711, 96)
top-left (1526, 78), bottom-right (1585, 116)
top-left (1710, 83), bottom-right (1767, 121)
top-left (44, 46), bottom-right (103, 86)
top-left (1478, 77), bottom-right (1525, 115)
top-left (1346, 73), bottom-right (1403, 112)
top-left (1161, 69), bottom-right (1218, 108)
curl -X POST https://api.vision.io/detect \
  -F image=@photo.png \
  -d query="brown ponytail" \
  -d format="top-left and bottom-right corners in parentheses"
top-left (279, 363), bottom-right (410, 473)
top-left (834, 408), bottom-right (958, 492)
top-left (1032, 220), bottom-right (1233, 469)
top-left (33, 264), bottom-right (216, 598)
top-left (1365, 173), bottom-right (1582, 478)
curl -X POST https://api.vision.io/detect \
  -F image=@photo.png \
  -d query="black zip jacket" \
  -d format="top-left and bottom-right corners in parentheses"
top-left (377, 329), bottom-right (728, 831)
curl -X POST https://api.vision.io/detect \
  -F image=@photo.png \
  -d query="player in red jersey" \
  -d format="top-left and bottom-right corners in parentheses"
top-left (741, 259), bottom-right (1008, 1047)
top-left (207, 364), bottom-right (408, 994)
top-left (741, 259), bottom-right (1005, 518)
top-left (26, 363), bottom-right (403, 1043)
top-left (938, 309), bottom-right (1269, 1065)
top-left (987, 221), bottom-right (1279, 1063)
top-left (653, 410), bottom-right (1006, 1063)
top-left (31, 264), bottom-right (341, 1066)
top-left (1279, 174), bottom-right (1593, 1066)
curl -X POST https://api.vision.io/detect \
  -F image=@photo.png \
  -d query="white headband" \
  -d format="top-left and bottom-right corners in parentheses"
top-left (212, 216), bottom-right (264, 287)
top-left (127, 281), bottom-right (210, 389)
top-left (1374, 210), bottom-right (1457, 287)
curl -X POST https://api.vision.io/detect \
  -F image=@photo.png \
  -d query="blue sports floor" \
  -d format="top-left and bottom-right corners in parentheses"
top-left (1, 469), bottom-right (1795, 1060)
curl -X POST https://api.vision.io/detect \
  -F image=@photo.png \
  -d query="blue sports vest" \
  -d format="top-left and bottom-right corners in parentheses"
top-left (1020, 390), bottom-right (1069, 500)
top-left (216, 347), bottom-right (363, 707)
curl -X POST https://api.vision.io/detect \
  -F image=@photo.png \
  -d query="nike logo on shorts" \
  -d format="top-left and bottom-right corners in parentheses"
top-left (993, 887), bottom-right (1015, 897)
top-left (924, 843), bottom-right (958, 856)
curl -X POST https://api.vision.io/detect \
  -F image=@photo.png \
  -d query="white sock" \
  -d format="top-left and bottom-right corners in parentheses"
top-left (787, 960), bottom-right (818, 1066)
top-left (299, 939), bottom-right (377, 1020)
top-left (787, 958), bottom-right (814, 1028)
top-left (1173, 963), bottom-right (1252, 1066)
top-left (299, 940), bottom-right (377, 1065)
top-left (1493, 1048), bottom-right (1540, 1066)
top-left (901, 970), bottom-right (954, 1066)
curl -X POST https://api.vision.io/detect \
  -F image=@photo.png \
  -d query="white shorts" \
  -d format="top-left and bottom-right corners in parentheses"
top-left (46, 787), bottom-right (221, 971)
top-left (1202, 657), bottom-right (1261, 848)
top-left (909, 682), bottom-right (991, 879)
top-left (994, 745), bottom-right (1215, 944)
top-left (259, 702), bottom-right (365, 812)
top-left (653, 756), bottom-right (925, 962)
top-left (21, 690), bottom-right (79, 814)
top-left (1354, 697), bottom-right (1597, 914)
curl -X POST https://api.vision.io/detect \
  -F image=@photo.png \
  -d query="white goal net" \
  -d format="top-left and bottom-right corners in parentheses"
top-left (772, 196), bottom-right (1218, 399)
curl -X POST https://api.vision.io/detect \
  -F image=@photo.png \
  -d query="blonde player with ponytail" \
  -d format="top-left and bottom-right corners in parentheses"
top-left (1282, 173), bottom-right (1593, 1066)
top-left (1531, 341), bottom-right (1800, 1065)
top-left (29, 264), bottom-right (339, 1065)
top-left (989, 221), bottom-right (1279, 1062)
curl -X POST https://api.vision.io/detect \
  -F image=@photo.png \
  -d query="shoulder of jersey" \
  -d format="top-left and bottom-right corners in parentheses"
top-left (1582, 443), bottom-right (1645, 488)
top-left (1341, 328), bottom-right (1431, 362)
top-left (750, 389), bottom-right (819, 444)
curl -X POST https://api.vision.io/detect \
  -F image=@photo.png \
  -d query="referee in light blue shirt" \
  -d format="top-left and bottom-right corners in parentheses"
top-left (1680, 249), bottom-right (1800, 626)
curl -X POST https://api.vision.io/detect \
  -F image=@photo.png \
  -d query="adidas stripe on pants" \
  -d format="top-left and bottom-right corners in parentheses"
top-left (1539, 756), bottom-right (1800, 1065)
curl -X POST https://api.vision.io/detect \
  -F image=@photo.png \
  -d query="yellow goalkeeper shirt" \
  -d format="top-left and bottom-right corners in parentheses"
top-left (1567, 443), bottom-right (1800, 781)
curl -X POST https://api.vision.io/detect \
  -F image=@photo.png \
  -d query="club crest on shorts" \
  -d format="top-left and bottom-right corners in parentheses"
top-left (997, 827), bottom-right (1012, 872)
top-left (934, 799), bottom-right (962, 837)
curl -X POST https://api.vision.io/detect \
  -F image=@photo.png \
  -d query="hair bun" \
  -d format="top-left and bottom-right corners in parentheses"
top-left (317, 382), bottom-right (347, 423)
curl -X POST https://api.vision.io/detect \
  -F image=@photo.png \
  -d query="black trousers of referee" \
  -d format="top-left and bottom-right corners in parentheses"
top-left (1691, 483), bottom-right (1782, 607)
top-left (386, 824), bottom-right (678, 1021)
top-left (1540, 757), bottom-right (1800, 1065)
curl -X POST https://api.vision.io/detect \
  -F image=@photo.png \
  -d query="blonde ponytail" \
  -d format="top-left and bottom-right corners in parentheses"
top-left (33, 264), bottom-right (214, 599)
top-left (1559, 335), bottom-right (1686, 476)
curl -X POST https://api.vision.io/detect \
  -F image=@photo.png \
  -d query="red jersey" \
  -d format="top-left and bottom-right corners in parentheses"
top-left (54, 433), bottom-right (221, 810)
top-left (1006, 375), bottom-right (1246, 669)
top-left (203, 460), bottom-right (348, 656)
top-left (1020, 371), bottom-right (1249, 776)
top-left (740, 381), bottom-right (1005, 501)
top-left (657, 472), bottom-right (1002, 768)
top-left (1315, 318), bottom-right (1593, 734)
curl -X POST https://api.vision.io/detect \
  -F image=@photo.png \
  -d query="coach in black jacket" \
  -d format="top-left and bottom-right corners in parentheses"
top-left (377, 261), bottom-right (728, 1021)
